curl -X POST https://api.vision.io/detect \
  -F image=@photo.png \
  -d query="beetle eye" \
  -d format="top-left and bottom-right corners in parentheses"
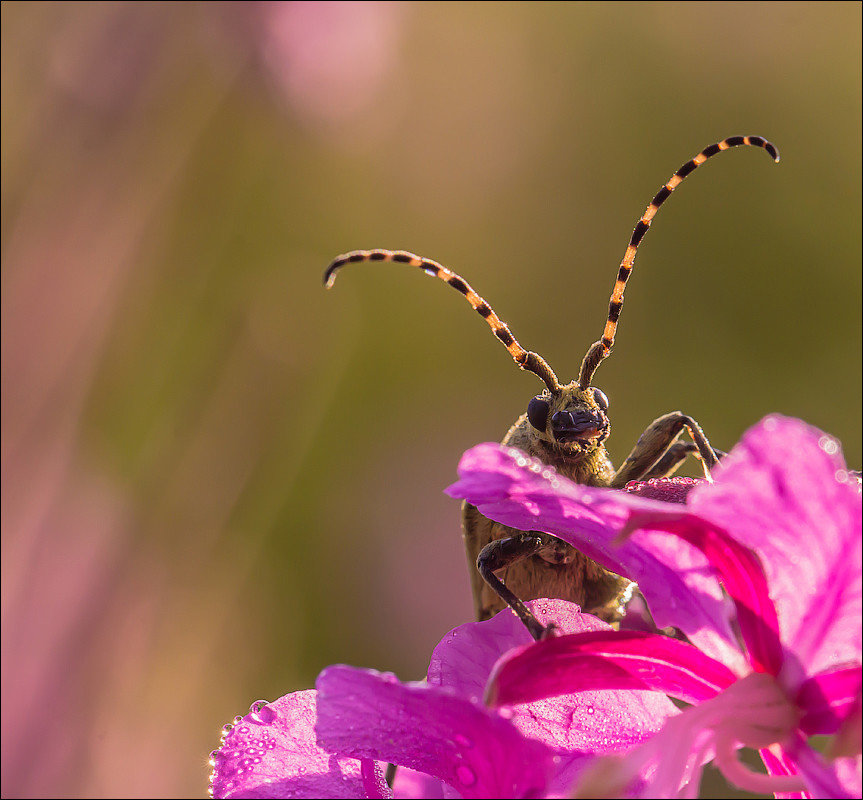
top-left (527, 395), bottom-right (550, 431)
top-left (592, 388), bottom-right (609, 411)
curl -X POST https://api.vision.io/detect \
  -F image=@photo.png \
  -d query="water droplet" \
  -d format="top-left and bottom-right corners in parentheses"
top-left (454, 733), bottom-right (473, 748)
top-left (586, 705), bottom-right (595, 714)
top-left (516, 457), bottom-right (527, 467)
top-left (819, 436), bottom-right (839, 455)
top-left (763, 417), bottom-right (778, 431)
top-left (498, 706), bottom-right (514, 719)
top-left (455, 764), bottom-right (477, 786)
top-left (249, 701), bottom-right (276, 724)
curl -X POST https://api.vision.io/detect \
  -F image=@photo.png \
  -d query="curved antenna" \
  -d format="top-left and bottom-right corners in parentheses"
top-left (325, 249), bottom-right (561, 393)
top-left (578, 135), bottom-right (780, 389)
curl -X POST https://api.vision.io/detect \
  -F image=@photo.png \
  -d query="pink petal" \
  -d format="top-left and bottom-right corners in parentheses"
top-left (427, 599), bottom-right (608, 699)
top-left (796, 666), bottom-right (863, 736)
top-left (780, 733), bottom-right (860, 799)
top-left (568, 701), bottom-right (717, 798)
top-left (486, 630), bottom-right (734, 708)
top-left (315, 665), bottom-right (556, 799)
top-left (689, 415), bottom-right (863, 682)
top-left (625, 512), bottom-right (783, 676)
top-left (361, 759), bottom-right (392, 799)
top-left (427, 600), bottom-right (680, 796)
top-left (210, 692), bottom-right (370, 799)
top-left (758, 746), bottom-right (806, 800)
top-left (622, 476), bottom-right (702, 503)
top-left (391, 767), bottom-right (445, 799)
top-left (446, 444), bottom-right (744, 671)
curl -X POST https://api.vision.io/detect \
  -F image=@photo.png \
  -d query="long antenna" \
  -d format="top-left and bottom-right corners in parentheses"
top-left (325, 249), bottom-right (562, 393)
top-left (578, 135), bottom-right (780, 388)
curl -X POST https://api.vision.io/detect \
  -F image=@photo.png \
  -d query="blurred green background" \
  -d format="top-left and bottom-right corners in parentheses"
top-left (2, 2), bottom-right (859, 797)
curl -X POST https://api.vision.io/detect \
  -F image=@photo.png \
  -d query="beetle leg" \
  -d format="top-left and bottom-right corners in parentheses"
top-left (611, 411), bottom-right (720, 487)
top-left (476, 533), bottom-right (554, 641)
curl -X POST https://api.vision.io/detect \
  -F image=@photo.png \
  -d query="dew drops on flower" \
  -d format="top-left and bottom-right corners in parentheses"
top-left (819, 435), bottom-right (840, 455)
top-left (248, 699), bottom-right (276, 725)
top-left (455, 764), bottom-right (477, 786)
top-left (454, 733), bottom-right (473, 748)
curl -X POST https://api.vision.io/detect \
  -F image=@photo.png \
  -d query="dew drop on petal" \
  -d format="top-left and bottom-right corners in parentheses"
top-left (586, 705), bottom-right (595, 714)
top-left (249, 700), bottom-right (276, 725)
top-left (455, 764), bottom-right (477, 786)
top-left (454, 733), bottom-right (473, 749)
top-left (819, 436), bottom-right (839, 455)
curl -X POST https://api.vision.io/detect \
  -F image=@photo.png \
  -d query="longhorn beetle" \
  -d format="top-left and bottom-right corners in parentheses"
top-left (324, 135), bottom-right (779, 641)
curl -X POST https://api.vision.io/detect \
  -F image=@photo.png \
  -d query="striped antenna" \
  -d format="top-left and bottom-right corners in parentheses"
top-left (578, 135), bottom-right (780, 388)
top-left (324, 249), bottom-right (562, 393)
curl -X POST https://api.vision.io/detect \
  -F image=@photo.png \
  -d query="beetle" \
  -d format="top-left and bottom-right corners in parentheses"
top-left (324, 135), bottom-right (779, 640)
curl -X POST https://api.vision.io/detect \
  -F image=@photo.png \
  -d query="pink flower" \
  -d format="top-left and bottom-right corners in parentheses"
top-left (209, 601), bottom-right (678, 798)
top-left (449, 416), bottom-right (862, 797)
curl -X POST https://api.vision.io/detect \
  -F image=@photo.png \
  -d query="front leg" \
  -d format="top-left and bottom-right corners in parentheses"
top-left (476, 533), bottom-right (553, 641)
top-left (641, 442), bottom-right (729, 480)
top-left (611, 411), bottom-right (720, 488)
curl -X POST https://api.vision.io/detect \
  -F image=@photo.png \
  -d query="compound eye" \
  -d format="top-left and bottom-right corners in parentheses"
top-left (592, 388), bottom-right (609, 411)
top-left (527, 395), bottom-right (550, 431)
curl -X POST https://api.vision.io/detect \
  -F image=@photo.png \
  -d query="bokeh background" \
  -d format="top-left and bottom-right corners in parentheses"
top-left (2, 2), bottom-right (860, 798)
